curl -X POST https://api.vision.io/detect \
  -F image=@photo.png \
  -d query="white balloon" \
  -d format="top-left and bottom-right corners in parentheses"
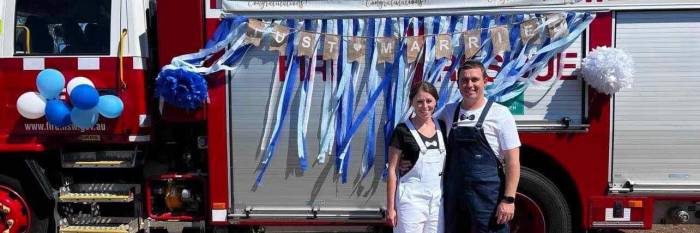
top-left (67, 77), bottom-right (95, 95)
top-left (17, 92), bottom-right (47, 119)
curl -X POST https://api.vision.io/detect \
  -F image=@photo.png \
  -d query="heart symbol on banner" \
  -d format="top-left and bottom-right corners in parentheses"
top-left (353, 42), bottom-right (362, 51)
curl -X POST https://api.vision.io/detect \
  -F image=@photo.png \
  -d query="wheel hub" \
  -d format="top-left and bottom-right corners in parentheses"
top-left (0, 185), bottom-right (30, 233)
top-left (510, 192), bottom-right (546, 233)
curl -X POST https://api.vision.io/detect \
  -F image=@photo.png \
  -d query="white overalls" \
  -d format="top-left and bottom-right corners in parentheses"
top-left (394, 118), bottom-right (446, 233)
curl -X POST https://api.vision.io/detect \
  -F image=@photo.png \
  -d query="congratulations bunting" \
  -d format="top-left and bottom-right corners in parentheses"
top-left (270, 24), bottom-right (289, 55)
top-left (547, 14), bottom-right (569, 40)
top-left (520, 19), bottom-right (541, 44)
top-left (377, 37), bottom-right (396, 64)
top-left (246, 19), bottom-right (265, 46)
top-left (406, 36), bottom-right (425, 63)
top-left (463, 29), bottom-right (481, 58)
top-left (348, 37), bottom-right (366, 62)
top-left (435, 34), bottom-right (452, 59)
top-left (490, 26), bottom-right (510, 54)
top-left (323, 34), bottom-right (340, 61)
top-left (298, 31), bottom-right (316, 57)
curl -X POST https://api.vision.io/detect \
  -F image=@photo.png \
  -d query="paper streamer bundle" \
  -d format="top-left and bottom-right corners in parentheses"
top-left (581, 47), bottom-right (634, 95)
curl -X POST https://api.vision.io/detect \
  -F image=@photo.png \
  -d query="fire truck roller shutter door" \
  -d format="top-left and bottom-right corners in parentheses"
top-left (613, 10), bottom-right (700, 191)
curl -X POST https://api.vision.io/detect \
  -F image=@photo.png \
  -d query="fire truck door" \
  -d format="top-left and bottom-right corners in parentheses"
top-left (612, 10), bottom-right (700, 193)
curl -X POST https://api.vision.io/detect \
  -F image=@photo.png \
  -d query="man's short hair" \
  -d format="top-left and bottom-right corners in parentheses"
top-left (458, 60), bottom-right (488, 80)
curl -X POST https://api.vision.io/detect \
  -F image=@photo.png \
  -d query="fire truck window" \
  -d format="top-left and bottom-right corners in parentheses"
top-left (14, 0), bottom-right (111, 55)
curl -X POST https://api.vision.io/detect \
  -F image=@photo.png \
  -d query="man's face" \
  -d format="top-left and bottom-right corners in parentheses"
top-left (458, 68), bottom-right (486, 101)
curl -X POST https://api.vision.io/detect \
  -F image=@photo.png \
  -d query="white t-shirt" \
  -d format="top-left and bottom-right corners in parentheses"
top-left (436, 101), bottom-right (521, 160)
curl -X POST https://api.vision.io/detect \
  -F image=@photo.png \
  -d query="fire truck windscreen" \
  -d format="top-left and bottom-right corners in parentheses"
top-left (13, 0), bottom-right (111, 56)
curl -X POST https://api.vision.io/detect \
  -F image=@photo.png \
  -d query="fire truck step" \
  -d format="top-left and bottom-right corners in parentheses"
top-left (59, 217), bottom-right (140, 233)
top-left (59, 225), bottom-right (131, 233)
top-left (59, 183), bottom-right (139, 203)
top-left (59, 193), bottom-right (133, 203)
top-left (73, 161), bottom-right (126, 168)
top-left (61, 150), bottom-right (139, 169)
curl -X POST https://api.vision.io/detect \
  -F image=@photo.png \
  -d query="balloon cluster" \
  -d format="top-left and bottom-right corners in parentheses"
top-left (16, 69), bottom-right (124, 129)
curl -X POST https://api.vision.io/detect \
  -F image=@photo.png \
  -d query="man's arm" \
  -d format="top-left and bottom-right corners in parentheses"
top-left (496, 147), bottom-right (520, 224)
top-left (498, 107), bottom-right (521, 198)
top-left (503, 147), bottom-right (520, 198)
top-left (495, 105), bottom-right (521, 224)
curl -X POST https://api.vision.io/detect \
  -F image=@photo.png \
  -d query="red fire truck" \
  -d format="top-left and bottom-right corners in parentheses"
top-left (2, 0), bottom-right (700, 232)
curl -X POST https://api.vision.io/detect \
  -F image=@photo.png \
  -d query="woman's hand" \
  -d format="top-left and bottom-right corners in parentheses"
top-left (386, 208), bottom-right (398, 227)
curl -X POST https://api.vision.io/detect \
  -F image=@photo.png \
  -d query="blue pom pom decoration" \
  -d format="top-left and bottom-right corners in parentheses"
top-left (155, 68), bottom-right (208, 109)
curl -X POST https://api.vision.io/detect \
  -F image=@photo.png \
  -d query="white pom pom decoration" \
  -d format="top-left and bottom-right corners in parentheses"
top-left (581, 47), bottom-right (635, 95)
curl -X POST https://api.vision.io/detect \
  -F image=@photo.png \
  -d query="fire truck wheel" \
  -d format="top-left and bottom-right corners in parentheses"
top-left (512, 167), bottom-right (572, 233)
top-left (0, 174), bottom-right (48, 233)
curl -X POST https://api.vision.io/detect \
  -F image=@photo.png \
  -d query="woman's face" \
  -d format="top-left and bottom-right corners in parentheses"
top-left (411, 90), bottom-right (436, 120)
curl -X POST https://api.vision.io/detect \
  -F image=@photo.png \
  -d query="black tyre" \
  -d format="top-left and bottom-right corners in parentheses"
top-left (511, 167), bottom-right (572, 233)
top-left (0, 174), bottom-right (49, 233)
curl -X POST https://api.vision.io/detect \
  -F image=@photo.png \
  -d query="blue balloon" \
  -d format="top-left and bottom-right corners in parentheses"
top-left (45, 100), bottom-right (71, 127)
top-left (70, 84), bottom-right (99, 109)
top-left (97, 95), bottom-right (124, 118)
top-left (70, 108), bottom-right (99, 129)
top-left (36, 69), bottom-right (65, 99)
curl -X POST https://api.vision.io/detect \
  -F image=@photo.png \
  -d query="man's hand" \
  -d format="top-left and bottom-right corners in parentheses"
top-left (398, 159), bottom-right (412, 174)
top-left (496, 202), bottom-right (515, 224)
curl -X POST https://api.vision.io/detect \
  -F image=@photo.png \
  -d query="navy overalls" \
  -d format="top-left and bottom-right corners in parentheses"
top-left (443, 100), bottom-right (508, 233)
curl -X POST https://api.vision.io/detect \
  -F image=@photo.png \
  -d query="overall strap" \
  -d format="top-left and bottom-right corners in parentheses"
top-left (474, 99), bottom-right (504, 166)
top-left (433, 118), bottom-right (446, 153)
top-left (451, 101), bottom-right (461, 127)
top-left (404, 118), bottom-right (428, 153)
top-left (475, 100), bottom-right (494, 129)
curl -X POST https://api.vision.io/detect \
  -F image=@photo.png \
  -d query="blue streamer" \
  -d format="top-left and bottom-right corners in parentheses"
top-left (436, 16), bottom-right (465, 111)
top-left (489, 12), bottom-right (594, 102)
top-left (395, 17), bottom-right (411, 124)
top-left (204, 17), bottom-right (238, 49)
top-left (361, 18), bottom-right (379, 178)
top-left (338, 19), bottom-right (364, 183)
top-left (382, 17), bottom-right (396, 178)
top-left (317, 20), bottom-right (343, 163)
top-left (340, 21), bottom-right (402, 182)
top-left (426, 16), bottom-right (457, 84)
top-left (318, 19), bottom-right (338, 164)
top-left (157, 16), bottom-right (251, 109)
top-left (480, 15), bottom-right (496, 66)
top-left (334, 19), bottom-right (347, 176)
top-left (296, 20), bottom-right (320, 172)
top-left (170, 16), bottom-right (250, 75)
top-left (255, 20), bottom-right (299, 186)
top-left (421, 16), bottom-right (436, 81)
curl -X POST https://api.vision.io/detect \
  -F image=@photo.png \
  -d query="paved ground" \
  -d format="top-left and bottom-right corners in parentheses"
top-left (616, 224), bottom-right (700, 233)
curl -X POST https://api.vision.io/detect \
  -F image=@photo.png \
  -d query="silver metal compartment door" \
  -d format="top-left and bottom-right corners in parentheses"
top-left (612, 11), bottom-right (700, 192)
top-left (228, 48), bottom-right (386, 220)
